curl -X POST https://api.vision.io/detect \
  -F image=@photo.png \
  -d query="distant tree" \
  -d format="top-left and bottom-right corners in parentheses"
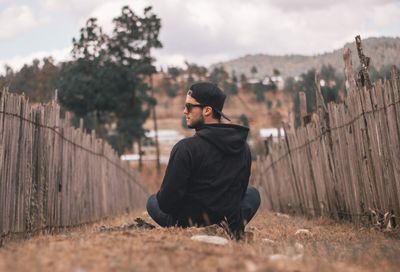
top-left (379, 65), bottom-right (396, 79)
top-left (320, 64), bottom-right (335, 81)
top-left (250, 66), bottom-right (258, 77)
top-left (162, 76), bottom-right (180, 98)
top-left (369, 64), bottom-right (400, 82)
top-left (223, 81), bottom-right (238, 96)
top-left (0, 58), bottom-right (59, 102)
top-left (239, 114), bottom-right (249, 127)
top-left (368, 65), bottom-right (380, 83)
top-left (58, 18), bottom-right (114, 135)
top-left (265, 99), bottom-right (273, 109)
top-left (283, 76), bottom-right (296, 94)
top-left (38, 57), bottom-right (60, 101)
top-left (231, 70), bottom-right (236, 79)
top-left (185, 61), bottom-right (208, 79)
top-left (205, 66), bottom-right (235, 97)
top-left (292, 90), bottom-right (301, 127)
top-left (167, 67), bottom-right (181, 79)
top-left (186, 74), bottom-right (195, 89)
top-left (253, 83), bottom-right (265, 102)
top-left (208, 66), bottom-right (229, 85)
top-left (11, 59), bottom-right (40, 99)
top-left (320, 64), bottom-right (344, 104)
top-left (71, 18), bottom-right (108, 61)
top-left (108, 6), bottom-right (162, 152)
top-left (273, 68), bottom-right (280, 76)
top-left (240, 73), bottom-right (249, 90)
top-left (232, 74), bottom-right (238, 84)
top-left (288, 65), bottom-right (345, 128)
top-left (264, 78), bottom-right (277, 93)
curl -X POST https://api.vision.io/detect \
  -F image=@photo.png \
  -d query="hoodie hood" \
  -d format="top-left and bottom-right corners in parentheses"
top-left (196, 124), bottom-right (249, 154)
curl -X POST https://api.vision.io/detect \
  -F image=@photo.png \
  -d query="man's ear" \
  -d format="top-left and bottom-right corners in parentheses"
top-left (203, 106), bottom-right (213, 117)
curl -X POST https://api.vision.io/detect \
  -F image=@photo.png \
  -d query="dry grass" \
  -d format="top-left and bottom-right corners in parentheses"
top-left (1, 210), bottom-right (399, 272)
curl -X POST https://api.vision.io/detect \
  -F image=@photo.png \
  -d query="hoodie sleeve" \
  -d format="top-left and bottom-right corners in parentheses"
top-left (241, 144), bottom-right (252, 199)
top-left (156, 139), bottom-right (193, 214)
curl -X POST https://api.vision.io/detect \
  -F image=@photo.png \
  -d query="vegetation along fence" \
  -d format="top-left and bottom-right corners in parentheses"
top-left (0, 90), bottom-right (148, 240)
top-left (255, 39), bottom-right (400, 223)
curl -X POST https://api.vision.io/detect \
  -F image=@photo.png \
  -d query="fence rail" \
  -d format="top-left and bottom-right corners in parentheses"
top-left (255, 59), bottom-right (400, 223)
top-left (0, 90), bottom-right (148, 239)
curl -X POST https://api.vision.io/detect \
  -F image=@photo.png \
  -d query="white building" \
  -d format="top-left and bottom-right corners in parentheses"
top-left (259, 128), bottom-right (285, 143)
top-left (121, 129), bottom-right (185, 163)
top-left (145, 129), bottom-right (185, 144)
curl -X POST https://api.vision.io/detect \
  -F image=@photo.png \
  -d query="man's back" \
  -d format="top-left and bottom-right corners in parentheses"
top-left (156, 124), bottom-right (251, 233)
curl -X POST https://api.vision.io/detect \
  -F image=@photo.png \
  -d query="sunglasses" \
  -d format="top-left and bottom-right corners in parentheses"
top-left (184, 103), bottom-right (207, 112)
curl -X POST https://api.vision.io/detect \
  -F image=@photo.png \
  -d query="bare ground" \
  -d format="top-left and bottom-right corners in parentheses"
top-left (1, 210), bottom-right (400, 272)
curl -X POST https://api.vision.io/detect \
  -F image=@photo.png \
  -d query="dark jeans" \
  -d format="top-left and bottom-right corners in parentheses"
top-left (146, 186), bottom-right (261, 228)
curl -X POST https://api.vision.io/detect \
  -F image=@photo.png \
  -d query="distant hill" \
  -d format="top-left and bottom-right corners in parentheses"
top-left (210, 37), bottom-right (400, 78)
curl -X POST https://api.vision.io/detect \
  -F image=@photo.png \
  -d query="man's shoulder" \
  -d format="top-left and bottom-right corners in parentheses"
top-left (174, 134), bottom-right (202, 149)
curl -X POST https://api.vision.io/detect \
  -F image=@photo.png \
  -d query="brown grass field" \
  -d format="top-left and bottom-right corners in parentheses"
top-left (1, 209), bottom-right (400, 272)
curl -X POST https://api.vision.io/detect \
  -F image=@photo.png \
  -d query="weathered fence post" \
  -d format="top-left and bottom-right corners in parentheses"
top-left (314, 71), bottom-right (328, 122)
top-left (299, 91), bottom-right (307, 126)
top-left (343, 48), bottom-right (357, 96)
top-left (355, 35), bottom-right (372, 90)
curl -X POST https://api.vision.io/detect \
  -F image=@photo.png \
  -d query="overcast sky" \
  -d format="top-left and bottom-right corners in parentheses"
top-left (0, 0), bottom-right (399, 73)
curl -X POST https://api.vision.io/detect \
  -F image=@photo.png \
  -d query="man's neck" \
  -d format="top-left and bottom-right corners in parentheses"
top-left (204, 118), bottom-right (220, 125)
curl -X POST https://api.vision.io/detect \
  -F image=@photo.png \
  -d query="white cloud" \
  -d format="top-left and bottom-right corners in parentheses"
top-left (186, 1), bottom-right (224, 36)
top-left (266, 0), bottom-right (395, 11)
top-left (154, 52), bottom-right (186, 69)
top-left (40, 0), bottom-right (110, 13)
top-left (370, 2), bottom-right (400, 28)
top-left (0, 5), bottom-right (42, 40)
top-left (87, 0), bottom-right (148, 33)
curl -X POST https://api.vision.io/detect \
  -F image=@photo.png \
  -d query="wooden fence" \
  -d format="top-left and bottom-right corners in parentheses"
top-left (0, 90), bottom-right (148, 239)
top-left (255, 54), bottom-right (400, 223)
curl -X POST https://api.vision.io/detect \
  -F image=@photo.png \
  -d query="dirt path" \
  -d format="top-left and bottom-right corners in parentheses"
top-left (0, 210), bottom-right (399, 272)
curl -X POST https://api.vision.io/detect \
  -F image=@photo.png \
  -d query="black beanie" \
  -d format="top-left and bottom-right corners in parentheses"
top-left (187, 82), bottom-right (231, 121)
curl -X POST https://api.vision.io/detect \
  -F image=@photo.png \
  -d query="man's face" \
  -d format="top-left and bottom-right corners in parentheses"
top-left (183, 95), bottom-right (205, 129)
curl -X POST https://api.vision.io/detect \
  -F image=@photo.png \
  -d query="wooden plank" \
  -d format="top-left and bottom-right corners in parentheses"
top-left (338, 99), bottom-right (359, 220)
top-left (373, 80), bottom-right (393, 211)
top-left (343, 47), bottom-right (357, 96)
top-left (299, 92), bottom-right (307, 127)
top-left (382, 78), bottom-right (400, 214)
top-left (344, 90), bottom-right (366, 221)
top-left (0, 90), bottom-right (5, 234)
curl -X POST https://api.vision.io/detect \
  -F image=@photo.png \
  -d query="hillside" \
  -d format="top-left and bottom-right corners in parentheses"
top-left (211, 37), bottom-right (400, 78)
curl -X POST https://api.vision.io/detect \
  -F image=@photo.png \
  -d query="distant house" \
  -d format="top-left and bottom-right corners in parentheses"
top-left (259, 128), bottom-right (285, 143)
top-left (247, 77), bottom-right (261, 84)
top-left (262, 76), bottom-right (284, 89)
top-left (121, 129), bottom-right (185, 163)
top-left (145, 129), bottom-right (185, 144)
top-left (262, 76), bottom-right (271, 85)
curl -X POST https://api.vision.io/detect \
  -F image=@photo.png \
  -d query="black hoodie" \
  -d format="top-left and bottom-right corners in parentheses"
top-left (156, 123), bottom-right (251, 235)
